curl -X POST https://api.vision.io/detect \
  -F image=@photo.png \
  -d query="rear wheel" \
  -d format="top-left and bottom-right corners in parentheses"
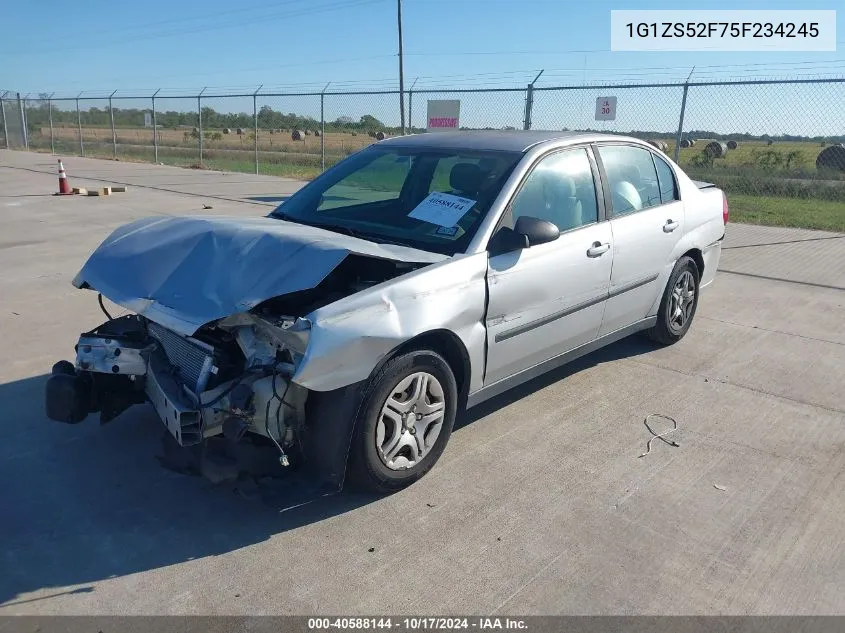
top-left (647, 256), bottom-right (700, 345)
top-left (347, 349), bottom-right (457, 493)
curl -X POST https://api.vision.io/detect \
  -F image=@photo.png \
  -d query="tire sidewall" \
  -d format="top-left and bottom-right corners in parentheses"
top-left (352, 350), bottom-right (458, 490)
top-left (663, 256), bottom-right (700, 339)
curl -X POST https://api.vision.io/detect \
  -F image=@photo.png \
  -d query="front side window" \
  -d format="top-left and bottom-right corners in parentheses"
top-left (509, 148), bottom-right (598, 233)
top-left (598, 145), bottom-right (662, 216)
top-left (270, 146), bottom-right (522, 255)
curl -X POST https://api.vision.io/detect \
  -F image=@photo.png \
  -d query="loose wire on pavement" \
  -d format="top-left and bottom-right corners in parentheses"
top-left (638, 414), bottom-right (680, 458)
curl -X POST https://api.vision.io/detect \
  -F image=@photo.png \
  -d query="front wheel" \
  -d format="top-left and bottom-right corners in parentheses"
top-left (647, 256), bottom-right (700, 345)
top-left (347, 349), bottom-right (458, 493)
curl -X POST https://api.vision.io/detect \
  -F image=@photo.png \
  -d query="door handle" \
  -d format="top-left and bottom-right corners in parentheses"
top-left (587, 241), bottom-right (610, 257)
top-left (663, 219), bottom-right (679, 233)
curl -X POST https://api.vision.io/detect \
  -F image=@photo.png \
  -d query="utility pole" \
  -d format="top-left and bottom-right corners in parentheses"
top-left (397, 0), bottom-right (406, 135)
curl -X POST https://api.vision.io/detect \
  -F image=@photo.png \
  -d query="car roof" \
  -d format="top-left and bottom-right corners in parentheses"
top-left (376, 130), bottom-right (631, 153)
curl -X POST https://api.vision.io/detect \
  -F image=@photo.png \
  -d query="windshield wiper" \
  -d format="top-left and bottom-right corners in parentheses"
top-left (269, 210), bottom-right (296, 222)
top-left (270, 213), bottom-right (414, 248)
top-left (308, 222), bottom-right (415, 248)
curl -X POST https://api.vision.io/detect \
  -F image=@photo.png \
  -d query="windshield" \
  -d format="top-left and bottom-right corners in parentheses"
top-left (268, 145), bottom-right (523, 255)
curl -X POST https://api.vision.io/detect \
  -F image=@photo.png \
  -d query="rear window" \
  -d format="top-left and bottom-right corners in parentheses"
top-left (653, 154), bottom-right (679, 203)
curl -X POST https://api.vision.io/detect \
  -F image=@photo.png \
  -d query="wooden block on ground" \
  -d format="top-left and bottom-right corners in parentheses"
top-left (72, 187), bottom-right (87, 195)
top-left (87, 187), bottom-right (112, 197)
top-left (111, 185), bottom-right (127, 193)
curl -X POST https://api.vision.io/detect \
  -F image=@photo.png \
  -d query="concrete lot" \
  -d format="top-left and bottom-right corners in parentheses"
top-left (1, 149), bottom-right (843, 615)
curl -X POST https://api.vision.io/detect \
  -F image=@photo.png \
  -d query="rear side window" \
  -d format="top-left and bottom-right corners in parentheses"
top-left (653, 154), bottom-right (679, 203)
top-left (597, 145), bottom-right (661, 216)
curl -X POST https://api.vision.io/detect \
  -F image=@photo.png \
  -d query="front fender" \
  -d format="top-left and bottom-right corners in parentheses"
top-left (291, 253), bottom-right (489, 394)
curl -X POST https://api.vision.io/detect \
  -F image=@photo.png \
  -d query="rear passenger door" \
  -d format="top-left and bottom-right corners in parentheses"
top-left (595, 144), bottom-right (684, 336)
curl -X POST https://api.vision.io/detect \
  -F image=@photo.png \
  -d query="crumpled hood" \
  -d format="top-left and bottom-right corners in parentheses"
top-left (73, 215), bottom-right (446, 336)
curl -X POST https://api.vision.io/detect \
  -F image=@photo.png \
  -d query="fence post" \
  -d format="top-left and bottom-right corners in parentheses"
top-left (48, 94), bottom-right (55, 154)
top-left (0, 92), bottom-right (8, 149)
top-left (76, 92), bottom-right (84, 156)
top-left (198, 87), bottom-right (206, 165)
top-left (253, 84), bottom-right (262, 175)
top-left (320, 82), bottom-right (330, 171)
top-left (407, 78), bottom-right (418, 133)
top-left (674, 84), bottom-right (691, 163)
top-left (109, 90), bottom-right (117, 159)
top-left (152, 89), bottom-right (160, 164)
top-left (21, 94), bottom-right (30, 149)
top-left (673, 68), bottom-right (695, 163)
top-left (17, 93), bottom-right (29, 148)
top-left (523, 84), bottom-right (532, 130)
top-left (523, 70), bottom-right (544, 131)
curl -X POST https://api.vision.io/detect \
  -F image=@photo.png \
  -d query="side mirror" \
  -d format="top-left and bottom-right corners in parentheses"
top-left (488, 216), bottom-right (560, 256)
top-left (514, 215), bottom-right (560, 247)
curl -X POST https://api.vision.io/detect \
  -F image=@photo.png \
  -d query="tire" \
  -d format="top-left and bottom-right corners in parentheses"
top-left (647, 256), bottom-right (700, 345)
top-left (347, 349), bottom-right (458, 493)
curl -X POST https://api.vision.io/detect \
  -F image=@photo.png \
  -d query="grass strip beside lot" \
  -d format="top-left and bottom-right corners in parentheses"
top-left (21, 145), bottom-right (844, 233)
top-left (728, 194), bottom-right (845, 232)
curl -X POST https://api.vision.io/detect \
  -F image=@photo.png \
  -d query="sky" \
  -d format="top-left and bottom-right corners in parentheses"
top-left (1, 0), bottom-right (843, 135)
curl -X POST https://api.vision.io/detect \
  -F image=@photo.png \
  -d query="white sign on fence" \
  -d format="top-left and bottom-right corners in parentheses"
top-left (427, 100), bottom-right (461, 132)
top-left (595, 96), bottom-right (617, 121)
top-left (144, 112), bottom-right (152, 128)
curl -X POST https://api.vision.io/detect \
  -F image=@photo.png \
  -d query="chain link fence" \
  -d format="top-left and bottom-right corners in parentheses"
top-left (2, 79), bottom-right (844, 230)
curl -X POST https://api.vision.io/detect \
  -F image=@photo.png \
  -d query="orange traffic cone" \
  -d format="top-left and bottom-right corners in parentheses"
top-left (56, 159), bottom-right (73, 195)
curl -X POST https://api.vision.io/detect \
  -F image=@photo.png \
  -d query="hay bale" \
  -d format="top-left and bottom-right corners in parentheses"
top-left (689, 139), bottom-right (697, 146)
top-left (304, 130), bottom-right (311, 136)
top-left (766, 140), bottom-right (773, 146)
top-left (376, 131), bottom-right (387, 141)
top-left (236, 128), bottom-right (244, 135)
top-left (680, 139), bottom-right (692, 148)
top-left (351, 131), bottom-right (357, 136)
top-left (704, 141), bottom-right (728, 158)
top-left (314, 129), bottom-right (321, 137)
top-left (816, 144), bottom-right (845, 172)
top-left (223, 128), bottom-right (231, 134)
top-left (291, 130), bottom-right (305, 141)
top-left (192, 127), bottom-right (198, 133)
top-left (647, 139), bottom-right (663, 150)
top-left (726, 140), bottom-right (738, 150)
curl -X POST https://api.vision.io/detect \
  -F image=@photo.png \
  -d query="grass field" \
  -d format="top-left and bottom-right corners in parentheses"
top-left (728, 194), bottom-right (845, 232)
top-left (24, 127), bottom-right (845, 233)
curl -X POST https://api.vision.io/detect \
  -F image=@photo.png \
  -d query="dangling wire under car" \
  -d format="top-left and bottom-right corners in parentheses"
top-left (98, 293), bottom-right (113, 320)
top-left (265, 368), bottom-right (292, 467)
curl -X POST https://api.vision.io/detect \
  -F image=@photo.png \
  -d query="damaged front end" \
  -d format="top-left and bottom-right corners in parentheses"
top-left (46, 310), bottom-right (311, 480)
top-left (46, 215), bottom-right (443, 487)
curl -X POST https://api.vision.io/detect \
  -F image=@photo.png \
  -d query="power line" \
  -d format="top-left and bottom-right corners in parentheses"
top-left (0, 0), bottom-right (388, 56)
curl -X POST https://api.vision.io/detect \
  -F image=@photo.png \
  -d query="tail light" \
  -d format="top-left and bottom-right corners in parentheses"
top-left (722, 193), bottom-right (729, 225)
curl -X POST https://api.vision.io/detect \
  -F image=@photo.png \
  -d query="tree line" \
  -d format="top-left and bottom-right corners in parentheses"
top-left (19, 101), bottom-right (396, 133)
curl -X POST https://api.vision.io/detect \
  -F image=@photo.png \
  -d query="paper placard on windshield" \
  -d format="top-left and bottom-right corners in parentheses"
top-left (408, 192), bottom-right (476, 228)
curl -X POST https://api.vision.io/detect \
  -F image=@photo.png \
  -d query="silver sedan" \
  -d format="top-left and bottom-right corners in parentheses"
top-left (46, 131), bottom-right (728, 493)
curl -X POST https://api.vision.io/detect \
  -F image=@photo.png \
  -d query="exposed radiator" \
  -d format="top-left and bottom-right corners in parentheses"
top-left (147, 322), bottom-right (215, 394)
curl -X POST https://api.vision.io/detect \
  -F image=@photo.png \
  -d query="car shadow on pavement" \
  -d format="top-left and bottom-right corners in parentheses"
top-left (0, 373), bottom-right (380, 607)
top-left (458, 333), bottom-right (659, 429)
top-left (0, 334), bottom-right (657, 607)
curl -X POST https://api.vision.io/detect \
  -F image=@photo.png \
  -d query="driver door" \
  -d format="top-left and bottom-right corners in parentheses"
top-left (484, 147), bottom-right (613, 385)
